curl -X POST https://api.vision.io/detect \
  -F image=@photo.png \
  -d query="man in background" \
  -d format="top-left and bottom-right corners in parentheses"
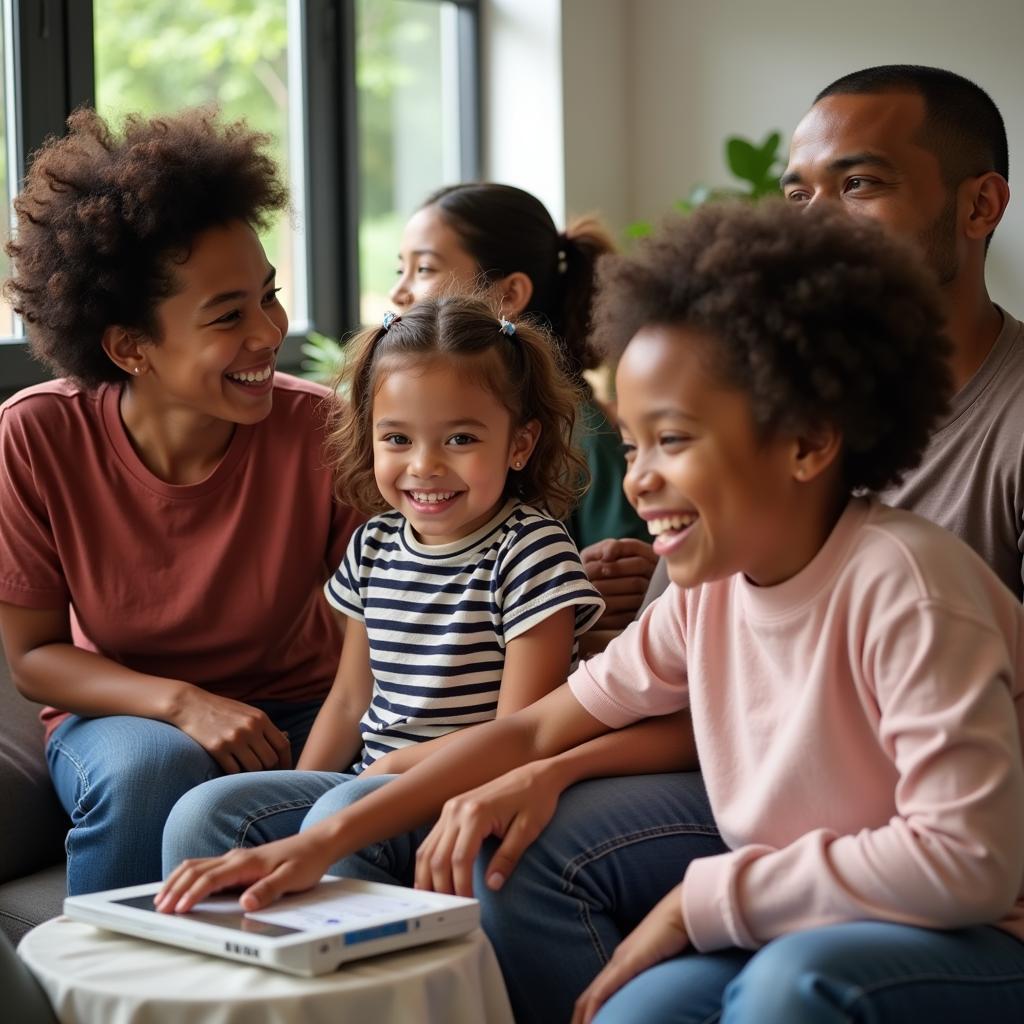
top-left (639, 64), bottom-right (1021, 602)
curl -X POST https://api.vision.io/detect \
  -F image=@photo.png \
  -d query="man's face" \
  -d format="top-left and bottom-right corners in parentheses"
top-left (782, 91), bottom-right (959, 284)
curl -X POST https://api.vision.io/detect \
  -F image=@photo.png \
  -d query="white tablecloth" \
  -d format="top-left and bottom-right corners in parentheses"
top-left (19, 917), bottom-right (514, 1024)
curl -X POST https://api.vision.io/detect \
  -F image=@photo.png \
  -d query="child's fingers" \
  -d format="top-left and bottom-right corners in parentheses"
top-left (157, 856), bottom-right (253, 914)
top-left (449, 826), bottom-right (483, 897)
top-left (415, 823), bottom-right (457, 894)
top-left (238, 863), bottom-right (306, 911)
top-left (483, 814), bottom-right (544, 892)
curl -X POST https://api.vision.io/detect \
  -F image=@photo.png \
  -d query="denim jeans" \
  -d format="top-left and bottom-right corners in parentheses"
top-left (160, 770), bottom-right (423, 878)
top-left (595, 920), bottom-right (1024, 1024)
top-left (162, 768), bottom-right (724, 1024)
top-left (47, 700), bottom-right (321, 895)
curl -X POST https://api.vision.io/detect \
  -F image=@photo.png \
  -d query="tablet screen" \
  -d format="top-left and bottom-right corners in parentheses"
top-left (113, 894), bottom-right (301, 937)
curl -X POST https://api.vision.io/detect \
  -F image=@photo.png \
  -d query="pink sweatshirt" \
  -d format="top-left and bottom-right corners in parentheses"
top-left (569, 498), bottom-right (1024, 952)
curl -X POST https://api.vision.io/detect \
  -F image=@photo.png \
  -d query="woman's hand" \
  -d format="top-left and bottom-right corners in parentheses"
top-left (572, 883), bottom-right (690, 1024)
top-left (581, 539), bottom-right (658, 631)
top-left (169, 688), bottom-right (292, 774)
top-left (414, 759), bottom-right (564, 896)
top-left (156, 830), bottom-right (336, 914)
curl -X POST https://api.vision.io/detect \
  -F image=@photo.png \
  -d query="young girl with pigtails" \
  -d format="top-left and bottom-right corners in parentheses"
top-left (300, 297), bottom-right (606, 775)
top-left (160, 294), bottom-right (605, 871)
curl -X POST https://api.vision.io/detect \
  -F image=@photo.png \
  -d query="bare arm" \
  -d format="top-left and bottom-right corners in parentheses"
top-left (0, 601), bottom-right (291, 773)
top-left (414, 709), bottom-right (697, 894)
top-left (295, 616), bottom-right (373, 772)
top-left (363, 607), bottom-right (576, 776)
top-left (157, 681), bottom-right (612, 912)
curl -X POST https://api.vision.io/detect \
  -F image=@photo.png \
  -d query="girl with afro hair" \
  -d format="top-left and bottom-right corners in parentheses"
top-left (161, 201), bottom-right (1024, 1024)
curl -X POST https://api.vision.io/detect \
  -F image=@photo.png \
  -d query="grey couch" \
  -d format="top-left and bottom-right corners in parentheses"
top-left (0, 647), bottom-right (68, 944)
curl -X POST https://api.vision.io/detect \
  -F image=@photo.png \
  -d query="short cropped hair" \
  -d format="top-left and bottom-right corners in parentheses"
top-left (3, 107), bottom-right (288, 388)
top-left (327, 294), bottom-right (589, 520)
top-left (592, 200), bottom-right (953, 494)
top-left (815, 64), bottom-right (1008, 186)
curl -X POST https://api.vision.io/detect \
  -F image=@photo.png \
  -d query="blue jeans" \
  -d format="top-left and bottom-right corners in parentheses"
top-left (47, 700), bottom-right (321, 895)
top-left (595, 921), bottom-right (1024, 1024)
top-left (162, 769), bottom-right (724, 1024)
top-left (161, 770), bottom-right (429, 879)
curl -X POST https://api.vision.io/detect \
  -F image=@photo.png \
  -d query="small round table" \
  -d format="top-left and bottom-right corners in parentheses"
top-left (19, 916), bottom-right (514, 1024)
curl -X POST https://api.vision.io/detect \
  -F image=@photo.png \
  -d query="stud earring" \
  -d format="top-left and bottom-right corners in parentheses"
top-left (513, 460), bottom-right (523, 470)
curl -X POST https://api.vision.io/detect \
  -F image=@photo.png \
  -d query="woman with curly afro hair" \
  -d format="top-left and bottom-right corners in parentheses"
top-left (160, 201), bottom-right (1024, 1024)
top-left (0, 108), bottom-right (363, 895)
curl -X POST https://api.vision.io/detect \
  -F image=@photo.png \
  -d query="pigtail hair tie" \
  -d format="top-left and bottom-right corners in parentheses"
top-left (498, 315), bottom-right (517, 338)
top-left (382, 310), bottom-right (400, 331)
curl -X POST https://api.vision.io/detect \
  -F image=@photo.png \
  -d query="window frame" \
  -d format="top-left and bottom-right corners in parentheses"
top-left (0, 0), bottom-right (480, 399)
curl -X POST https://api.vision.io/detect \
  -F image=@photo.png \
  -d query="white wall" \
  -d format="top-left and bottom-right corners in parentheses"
top-left (624, 0), bottom-right (1024, 309)
top-left (480, 0), bottom-right (566, 224)
top-left (483, 0), bottom-right (1023, 308)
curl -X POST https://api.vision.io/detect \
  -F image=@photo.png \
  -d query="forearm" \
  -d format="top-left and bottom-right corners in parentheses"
top-left (295, 697), bottom-right (363, 772)
top-left (363, 728), bottom-right (468, 775)
top-left (13, 641), bottom-right (188, 721)
top-left (309, 708), bottom-right (588, 860)
top-left (542, 710), bottom-right (698, 791)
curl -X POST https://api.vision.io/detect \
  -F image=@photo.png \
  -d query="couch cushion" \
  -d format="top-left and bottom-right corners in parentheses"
top-left (0, 864), bottom-right (66, 945)
top-left (0, 651), bottom-right (68, 884)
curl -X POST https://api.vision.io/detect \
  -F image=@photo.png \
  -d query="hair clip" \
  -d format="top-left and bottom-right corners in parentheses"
top-left (382, 311), bottom-right (400, 331)
top-left (498, 316), bottom-right (517, 338)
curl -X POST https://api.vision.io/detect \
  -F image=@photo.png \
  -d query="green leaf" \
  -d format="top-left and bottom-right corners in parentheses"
top-left (726, 132), bottom-right (783, 191)
top-left (726, 138), bottom-right (761, 184)
top-left (624, 220), bottom-right (653, 240)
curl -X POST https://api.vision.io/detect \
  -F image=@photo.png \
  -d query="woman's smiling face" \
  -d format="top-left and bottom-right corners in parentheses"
top-left (137, 219), bottom-right (288, 426)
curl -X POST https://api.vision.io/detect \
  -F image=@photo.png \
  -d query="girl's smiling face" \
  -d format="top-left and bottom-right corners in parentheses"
top-left (616, 324), bottom-right (823, 589)
top-left (389, 205), bottom-right (482, 311)
top-left (371, 354), bottom-right (539, 545)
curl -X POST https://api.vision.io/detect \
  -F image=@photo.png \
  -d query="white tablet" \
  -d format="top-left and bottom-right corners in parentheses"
top-left (64, 876), bottom-right (479, 976)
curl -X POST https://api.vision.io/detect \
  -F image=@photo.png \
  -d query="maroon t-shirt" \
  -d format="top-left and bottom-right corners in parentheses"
top-left (0, 374), bottom-right (363, 739)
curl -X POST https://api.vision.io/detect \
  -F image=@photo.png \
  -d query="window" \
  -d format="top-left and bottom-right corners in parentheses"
top-left (357, 0), bottom-right (472, 323)
top-left (0, 0), bottom-right (479, 397)
top-left (93, 0), bottom-right (309, 332)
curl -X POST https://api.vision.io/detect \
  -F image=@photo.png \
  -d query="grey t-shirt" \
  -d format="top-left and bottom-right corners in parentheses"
top-left (641, 308), bottom-right (1024, 608)
top-left (878, 307), bottom-right (1024, 601)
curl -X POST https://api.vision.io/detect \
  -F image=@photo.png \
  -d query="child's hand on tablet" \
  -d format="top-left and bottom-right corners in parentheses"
top-left (156, 831), bottom-right (336, 914)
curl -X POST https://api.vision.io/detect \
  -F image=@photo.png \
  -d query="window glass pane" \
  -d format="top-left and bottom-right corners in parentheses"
top-left (1, 5), bottom-right (16, 339)
top-left (93, 0), bottom-right (308, 330)
top-left (357, 0), bottom-right (463, 324)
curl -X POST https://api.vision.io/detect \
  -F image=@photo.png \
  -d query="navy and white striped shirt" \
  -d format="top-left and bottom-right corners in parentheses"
top-left (324, 501), bottom-right (604, 770)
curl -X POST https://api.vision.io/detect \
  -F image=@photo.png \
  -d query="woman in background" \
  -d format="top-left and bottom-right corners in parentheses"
top-left (390, 183), bottom-right (657, 630)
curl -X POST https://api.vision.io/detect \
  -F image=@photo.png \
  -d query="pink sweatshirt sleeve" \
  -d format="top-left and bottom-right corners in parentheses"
top-left (682, 602), bottom-right (1024, 951)
top-left (568, 589), bottom-right (691, 727)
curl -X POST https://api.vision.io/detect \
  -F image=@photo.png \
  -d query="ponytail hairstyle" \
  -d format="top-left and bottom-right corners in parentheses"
top-left (421, 183), bottom-right (616, 387)
top-left (326, 294), bottom-right (589, 519)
